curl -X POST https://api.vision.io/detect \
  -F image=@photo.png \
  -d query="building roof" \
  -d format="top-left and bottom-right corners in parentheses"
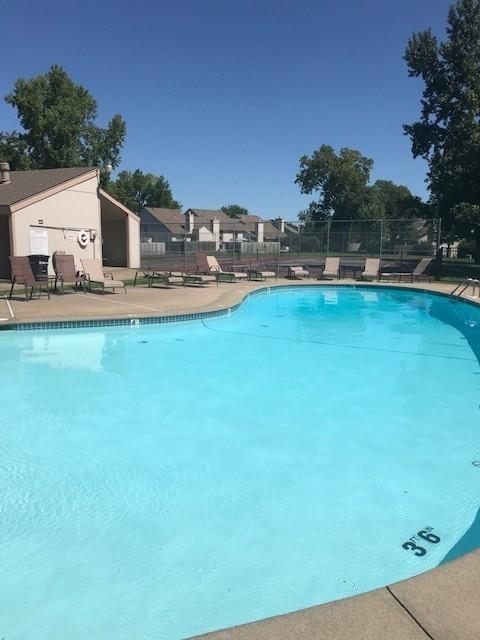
top-left (142, 207), bottom-right (183, 222)
top-left (263, 221), bottom-right (284, 240)
top-left (141, 207), bottom-right (185, 234)
top-left (0, 167), bottom-right (95, 207)
top-left (231, 214), bottom-right (262, 223)
top-left (186, 208), bottom-right (230, 222)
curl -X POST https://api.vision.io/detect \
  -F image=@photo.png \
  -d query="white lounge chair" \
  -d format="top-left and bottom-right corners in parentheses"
top-left (81, 259), bottom-right (127, 294)
top-left (248, 265), bottom-right (277, 281)
top-left (319, 257), bottom-right (340, 280)
top-left (288, 265), bottom-right (309, 279)
top-left (358, 258), bottom-right (380, 281)
top-left (205, 255), bottom-right (248, 282)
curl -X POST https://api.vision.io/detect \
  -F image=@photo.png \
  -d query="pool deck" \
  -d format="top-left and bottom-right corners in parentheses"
top-left (0, 276), bottom-right (476, 327)
top-left (191, 547), bottom-right (480, 640)
top-left (2, 276), bottom-right (480, 638)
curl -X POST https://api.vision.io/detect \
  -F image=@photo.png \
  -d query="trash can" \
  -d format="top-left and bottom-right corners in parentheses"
top-left (28, 254), bottom-right (50, 278)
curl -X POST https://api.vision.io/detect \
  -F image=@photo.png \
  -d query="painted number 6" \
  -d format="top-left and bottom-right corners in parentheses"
top-left (417, 530), bottom-right (440, 544)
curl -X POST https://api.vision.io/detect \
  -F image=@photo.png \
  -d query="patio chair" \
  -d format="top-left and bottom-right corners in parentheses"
top-left (52, 253), bottom-right (85, 293)
top-left (81, 258), bottom-right (127, 294)
top-left (319, 257), bottom-right (340, 280)
top-left (9, 256), bottom-right (51, 300)
top-left (248, 261), bottom-right (277, 281)
top-left (133, 268), bottom-right (155, 286)
top-left (357, 258), bottom-right (380, 281)
top-left (411, 257), bottom-right (434, 282)
top-left (379, 262), bottom-right (412, 282)
top-left (195, 253), bottom-right (248, 282)
top-left (148, 271), bottom-right (185, 288)
top-left (288, 265), bottom-right (309, 279)
top-left (380, 257), bottom-right (434, 283)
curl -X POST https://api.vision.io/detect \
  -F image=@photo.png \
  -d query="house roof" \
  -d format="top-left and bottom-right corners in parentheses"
top-left (0, 167), bottom-right (96, 207)
top-left (142, 207), bottom-right (183, 222)
top-left (186, 208), bottom-right (230, 222)
top-left (232, 214), bottom-right (262, 223)
top-left (141, 207), bottom-right (185, 234)
top-left (263, 221), bottom-right (285, 240)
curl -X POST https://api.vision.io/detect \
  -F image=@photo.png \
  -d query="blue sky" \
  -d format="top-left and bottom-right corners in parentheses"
top-left (1, 0), bottom-right (452, 218)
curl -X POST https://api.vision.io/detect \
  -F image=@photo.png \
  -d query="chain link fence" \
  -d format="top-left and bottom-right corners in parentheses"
top-left (138, 217), bottom-right (444, 278)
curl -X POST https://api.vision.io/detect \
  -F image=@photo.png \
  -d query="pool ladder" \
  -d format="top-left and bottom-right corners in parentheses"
top-left (450, 278), bottom-right (480, 299)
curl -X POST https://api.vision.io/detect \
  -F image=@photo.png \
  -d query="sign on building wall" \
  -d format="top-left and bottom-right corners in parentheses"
top-left (30, 227), bottom-right (49, 255)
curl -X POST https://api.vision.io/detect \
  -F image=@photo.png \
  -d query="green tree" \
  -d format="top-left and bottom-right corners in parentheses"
top-left (371, 180), bottom-right (426, 219)
top-left (0, 64), bottom-right (126, 183)
top-left (107, 169), bottom-right (181, 214)
top-left (295, 145), bottom-right (374, 221)
top-left (221, 204), bottom-right (249, 217)
top-left (403, 0), bottom-right (480, 259)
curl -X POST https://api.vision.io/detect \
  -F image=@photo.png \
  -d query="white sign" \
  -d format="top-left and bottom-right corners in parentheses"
top-left (30, 227), bottom-right (49, 255)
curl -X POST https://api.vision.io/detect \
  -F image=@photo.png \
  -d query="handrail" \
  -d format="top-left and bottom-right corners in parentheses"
top-left (450, 278), bottom-right (480, 299)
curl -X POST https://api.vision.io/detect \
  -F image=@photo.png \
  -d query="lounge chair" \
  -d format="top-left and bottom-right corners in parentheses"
top-left (357, 258), bottom-right (380, 281)
top-left (52, 253), bottom-right (85, 293)
top-left (248, 262), bottom-right (277, 281)
top-left (319, 257), bottom-right (340, 280)
top-left (288, 265), bottom-right (309, 279)
top-left (133, 268), bottom-right (155, 286)
top-left (380, 257), bottom-right (434, 283)
top-left (148, 271), bottom-right (185, 288)
top-left (9, 256), bottom-right (51, 300)
top-left (379, 262), bottom-right (412, 282)
top-left (411, 257), bottom-right (434, 282)
top-left (81, 258), bottom-right (127, 294)
top-left (195, 253), bottom-right (248, 282)
top-left (183, 273), bottom-right (218, 286)
top-left (206, 255), bottom-right (249, 282)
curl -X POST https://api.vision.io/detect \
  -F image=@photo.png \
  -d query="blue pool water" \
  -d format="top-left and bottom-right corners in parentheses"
top-left (1, 286), bottom-right (480, 639)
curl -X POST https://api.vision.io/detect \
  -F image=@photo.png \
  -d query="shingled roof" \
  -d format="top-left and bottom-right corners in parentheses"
top-left (142, 207), bottom-right (183, 222)
top-left (141, 207), bottom-right (185, 234)
top-left (186, 208), bottom-right (230, 223)
top-left (0, 167), bottom-right (95, 207)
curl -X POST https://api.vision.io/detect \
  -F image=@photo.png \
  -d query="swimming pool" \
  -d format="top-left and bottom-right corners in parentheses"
top-left (1, 286), bottom-right (480, 639)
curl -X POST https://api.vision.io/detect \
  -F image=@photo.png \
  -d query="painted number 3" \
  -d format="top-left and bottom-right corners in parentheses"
top-left (402, 529), bottom-right (440, 556)
top-left (402, 540), bottom-right (427, 556)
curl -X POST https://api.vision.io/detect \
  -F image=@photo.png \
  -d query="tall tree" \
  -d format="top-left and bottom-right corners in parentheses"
top-left (295, 145), bottom-right (374, 221)
top-left (403, 0), bottom-right (480, 259)
top-left (0, 64), bottom-right (126, 183)
top-left (371, 180), bottom-right (426, 219)
top-left (221, 204), bottom-right (249, 218)
top-left (107, 169), bottom-right (181, 214)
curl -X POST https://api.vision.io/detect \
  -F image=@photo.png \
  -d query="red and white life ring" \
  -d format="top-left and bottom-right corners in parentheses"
top-left (78, 230), bottom-right (89, 248)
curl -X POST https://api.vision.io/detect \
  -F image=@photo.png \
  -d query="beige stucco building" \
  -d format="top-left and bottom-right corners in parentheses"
top-left (0, 165), bottom-right (140, 278)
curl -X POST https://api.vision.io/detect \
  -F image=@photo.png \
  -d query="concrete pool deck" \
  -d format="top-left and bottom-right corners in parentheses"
top-left (1, 276), bottom-right (479, 638)
top-left (0, 276), bottom-right (475, 327)
top-left (191, 547), bottom-right (480, 640)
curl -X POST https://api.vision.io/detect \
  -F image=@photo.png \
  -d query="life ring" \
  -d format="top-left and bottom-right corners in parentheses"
top-left (78, 230), bottom-right (89, 248)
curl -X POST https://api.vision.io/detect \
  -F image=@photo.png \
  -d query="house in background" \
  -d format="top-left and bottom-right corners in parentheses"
top-left (184, 209), bottom-right (232, 243)
top-left (0, 164), bottom-right (140, 278)
top-left (139, 207), bottom-right (185, 241)
top-left (139, 205), bottom-right (298, 258)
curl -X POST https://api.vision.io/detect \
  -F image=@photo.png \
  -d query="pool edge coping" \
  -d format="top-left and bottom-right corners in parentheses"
top-left (1, 280), bottom-right (479, 331)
